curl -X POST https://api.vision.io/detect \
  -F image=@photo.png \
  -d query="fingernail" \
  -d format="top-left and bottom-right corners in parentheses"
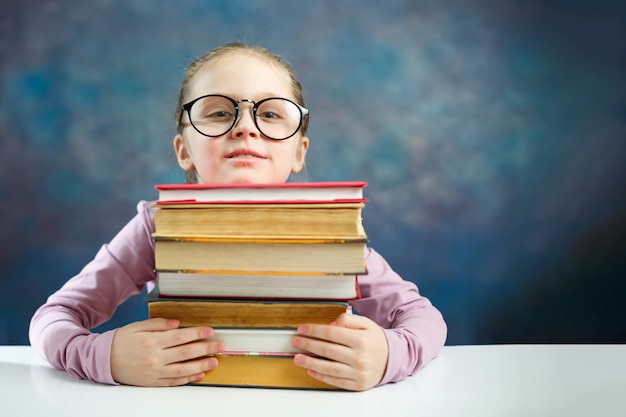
top-left (168, 319), bottom-right (179, 328)
top-left (297, 325), bottom-right (307, 334)
top-left (294, 354), bottom-right (305, 366)
top-left (208, 357), bottom-right (218, 368)
top-left (291, 337), bottom-right (300, 348)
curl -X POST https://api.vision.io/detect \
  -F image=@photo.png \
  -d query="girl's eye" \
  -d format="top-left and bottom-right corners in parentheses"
top-left (258, 111), bottom-right (281, 120)
top-left (206, 110), bottom-right (234, 119)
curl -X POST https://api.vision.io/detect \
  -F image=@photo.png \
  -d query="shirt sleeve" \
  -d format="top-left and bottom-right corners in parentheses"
top-left (350, 247), bottom-right (447, 386)
top-left (29, 201), bottom-right (157, 385)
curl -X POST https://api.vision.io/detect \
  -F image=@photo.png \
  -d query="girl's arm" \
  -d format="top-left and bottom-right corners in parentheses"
top-left (291, 247), bottom-right (447, 390)
top-left (28, 201), bottom-right (157, 384)
top-left (352, 247), bottom-right (447, 385)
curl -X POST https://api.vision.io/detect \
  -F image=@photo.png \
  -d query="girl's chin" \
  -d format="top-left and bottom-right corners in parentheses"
top-left (230, 178), bottom-right (261, 185)
top-left (223, 172), bottom-right (285, 185)
top-left (197, 167), bottom-right (289, 185)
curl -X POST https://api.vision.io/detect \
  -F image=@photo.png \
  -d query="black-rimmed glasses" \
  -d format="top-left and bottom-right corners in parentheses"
top-left (180, 95), bottom-right (309, 140)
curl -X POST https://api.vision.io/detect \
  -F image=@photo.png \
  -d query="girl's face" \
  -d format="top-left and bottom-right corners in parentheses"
top-left (174, 52), bottom-right (309, 184)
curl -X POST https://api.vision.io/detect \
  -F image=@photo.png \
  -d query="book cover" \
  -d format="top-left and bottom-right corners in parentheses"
top-left (155, 181), bottom-right (367, 204)
top-left (152, 202), bottom-right (366, 238)
top-left (153, 236), bottom-right (368, 274)
top-left (194, 355), bottom-right (336, 389)
top-left (145, 286), bottom-right (352, 328)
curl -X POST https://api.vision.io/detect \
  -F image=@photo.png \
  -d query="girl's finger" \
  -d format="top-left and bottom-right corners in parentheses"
top-left (291, 334), bottom-right (352, 363)
top-left (296, 323), bottom-right (358, 348)
top-left (159, 326), bottom-right (215, 349)
top-left (163, 339), bottom-right (224, 365)
top-left (158, 356), bottom-right (219, 386)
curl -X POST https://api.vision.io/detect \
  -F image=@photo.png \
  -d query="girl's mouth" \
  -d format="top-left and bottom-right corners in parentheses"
top-left (225, 149), bottom-right (266, 159)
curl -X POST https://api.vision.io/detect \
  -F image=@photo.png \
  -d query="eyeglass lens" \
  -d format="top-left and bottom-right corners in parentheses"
top-left (188, 96), bottom-right (303, 140)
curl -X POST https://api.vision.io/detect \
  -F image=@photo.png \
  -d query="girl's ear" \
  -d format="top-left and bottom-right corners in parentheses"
top-left (174, 134), bottom-right (195, 171)
top-left (291, 136), bottom-right (309, 173)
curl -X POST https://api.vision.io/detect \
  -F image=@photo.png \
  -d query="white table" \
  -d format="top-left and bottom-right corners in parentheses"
top-left (1, 345), bottom-right (624, 416)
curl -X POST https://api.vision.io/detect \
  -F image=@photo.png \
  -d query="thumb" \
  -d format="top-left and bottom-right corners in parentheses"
top-left (332, 313), bottom-right (376, 330)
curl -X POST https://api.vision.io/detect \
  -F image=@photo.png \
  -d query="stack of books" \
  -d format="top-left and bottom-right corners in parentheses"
top-left (147, 181), bottom-right (368, 389)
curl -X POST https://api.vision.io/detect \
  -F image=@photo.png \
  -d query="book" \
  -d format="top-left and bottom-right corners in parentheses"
top-left (195, 354), bottom-right (335, 389)
top-left (146, 288), bottom-right (351, 328)
top-left (153, 203), bottom-right (366, 238)
top-left (155, 181), bottom-right (367, 204)
top-left (148, 180), bottom-right (369, 390)
top-left (153, 236), bottom-right (368, 274)
top-left (156, 270), bottom-right (360, 300)
top-left (207, 328), bottom-right (300, 354)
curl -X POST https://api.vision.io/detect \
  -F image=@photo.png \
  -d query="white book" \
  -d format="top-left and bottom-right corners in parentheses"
top-left (157, 271), bottom-right (361, 300)
top-left (208, 328), bottom-right (300, 355)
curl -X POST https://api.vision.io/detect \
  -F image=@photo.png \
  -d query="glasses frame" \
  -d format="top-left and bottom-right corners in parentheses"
top-left (180, 94), bottom-right (309, 140)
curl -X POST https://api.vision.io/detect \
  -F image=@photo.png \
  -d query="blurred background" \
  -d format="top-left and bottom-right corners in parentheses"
top-left (1, 0), bottom-right (624, 345)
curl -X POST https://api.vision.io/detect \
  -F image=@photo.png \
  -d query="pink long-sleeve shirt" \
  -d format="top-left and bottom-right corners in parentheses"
top-left (29, 201), bottom-right (447, 386)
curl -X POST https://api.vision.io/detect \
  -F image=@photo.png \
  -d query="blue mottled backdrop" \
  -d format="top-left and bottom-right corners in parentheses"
top-left (1, 0), bottom-right (624, 345)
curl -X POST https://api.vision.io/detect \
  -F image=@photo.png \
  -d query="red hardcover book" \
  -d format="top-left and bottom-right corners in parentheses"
top-left (155, 181), bottom-right (367, 204)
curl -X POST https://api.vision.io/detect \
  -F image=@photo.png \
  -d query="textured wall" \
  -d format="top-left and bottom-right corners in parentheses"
top-left (1, 0), bottom-right (624, 345)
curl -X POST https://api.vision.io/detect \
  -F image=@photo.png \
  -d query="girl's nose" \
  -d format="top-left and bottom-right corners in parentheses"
top-left (231, 106), bottom-right (260, 139)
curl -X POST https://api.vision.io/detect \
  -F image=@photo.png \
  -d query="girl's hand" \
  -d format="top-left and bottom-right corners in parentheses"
top-left (291, 313), bottom-right (389, 391)
top-left (110, 318), bottom-right (224, 386)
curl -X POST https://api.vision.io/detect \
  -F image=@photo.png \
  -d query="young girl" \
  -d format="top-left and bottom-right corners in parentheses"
top-left (29, 42), bottom-right (447, 391)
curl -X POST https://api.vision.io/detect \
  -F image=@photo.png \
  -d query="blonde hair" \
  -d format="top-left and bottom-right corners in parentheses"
top-left (175, 42), bottom-right (308, 183)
